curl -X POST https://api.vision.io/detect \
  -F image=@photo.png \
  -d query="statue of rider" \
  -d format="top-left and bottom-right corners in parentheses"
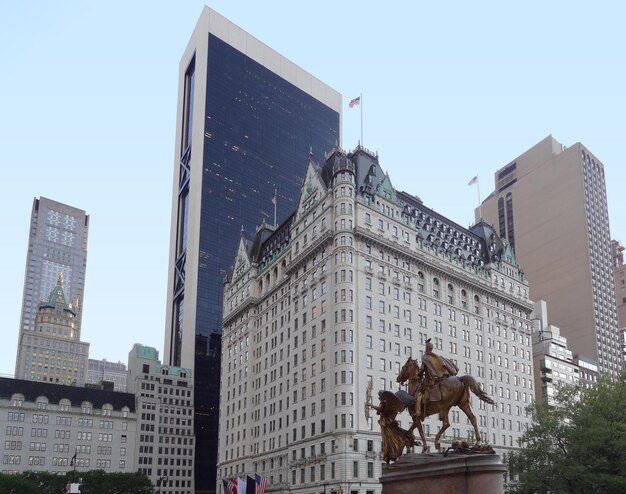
top-left (414, 338), bottom-right (459, 418)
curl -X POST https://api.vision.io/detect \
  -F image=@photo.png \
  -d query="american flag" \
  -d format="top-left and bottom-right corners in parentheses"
top-left (349, 96), bottom-right (360, 108)
top-left (467, 175), bottom-right (478, 186)
top-left (255, 473), bottom-right (268, 494)
top-left (226, 477), bottom-right (237, 494)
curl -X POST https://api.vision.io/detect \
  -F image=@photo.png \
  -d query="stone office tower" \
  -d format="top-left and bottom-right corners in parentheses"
top-left (164, 8), bottom-right (341, 491)
top-left (15, 197), bottom-right (89, 382)
top-left (479, 136), bottom-right (621, 377)
top-left (15, 275), bottom-right (89, 386)
top-left (220, 147), bottom-right (535, 493)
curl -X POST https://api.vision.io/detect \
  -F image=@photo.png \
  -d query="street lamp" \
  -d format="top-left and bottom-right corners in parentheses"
top-left (156, 476), bottom-right (168, 494)
top-left (344, 481), bottom-right (361, 494)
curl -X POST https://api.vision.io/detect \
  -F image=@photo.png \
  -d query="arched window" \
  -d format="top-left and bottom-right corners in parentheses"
top-left (59, 399), bottom-right (71, 412)
top-left (432, 278), bottom-right (440, 299)
top-left (447, 284), bottom-right (455, 304)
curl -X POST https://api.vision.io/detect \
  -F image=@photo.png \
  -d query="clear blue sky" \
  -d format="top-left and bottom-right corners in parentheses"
top-left (1, 1), bottom-right (625, 375)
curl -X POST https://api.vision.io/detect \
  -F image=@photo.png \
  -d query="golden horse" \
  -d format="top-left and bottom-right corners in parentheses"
top-left (396, 357), bottom-right (495, 452)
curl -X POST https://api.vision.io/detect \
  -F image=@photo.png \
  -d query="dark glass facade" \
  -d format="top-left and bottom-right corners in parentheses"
top-left (191, 34), bottom-right (339, 492)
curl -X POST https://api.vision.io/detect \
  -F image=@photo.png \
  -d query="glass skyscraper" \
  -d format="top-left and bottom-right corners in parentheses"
top-left (15, 197), bottom-right (89, 381)
top-left (164, 8), bottom-right (341, 492)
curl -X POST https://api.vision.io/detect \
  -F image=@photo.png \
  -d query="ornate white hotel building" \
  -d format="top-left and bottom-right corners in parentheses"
top-left (218, 147), bottom-right (535, 494)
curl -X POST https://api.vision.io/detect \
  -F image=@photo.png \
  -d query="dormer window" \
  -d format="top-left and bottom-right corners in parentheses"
top-left (36, 396), bottom-right (48, 410)
top-left (59, 399), bottom-right (71, 412)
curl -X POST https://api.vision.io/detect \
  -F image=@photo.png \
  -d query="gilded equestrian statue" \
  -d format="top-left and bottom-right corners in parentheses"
top-left (397, 339), bottom-right (495, 452)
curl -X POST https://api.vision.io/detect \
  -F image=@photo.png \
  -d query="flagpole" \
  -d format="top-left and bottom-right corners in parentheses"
top-left (360, 93), bottom-right (363, 146)
top-left (476, 177), bottom-right (482, 220)
top-left (273, 189), bottom-right (277, 228)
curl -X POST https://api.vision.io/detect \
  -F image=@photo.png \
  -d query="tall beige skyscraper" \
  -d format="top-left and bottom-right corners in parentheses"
top-left (15, 197), bottom-right (90, 383)
top-left (479, 136), bottom-right (620, 377)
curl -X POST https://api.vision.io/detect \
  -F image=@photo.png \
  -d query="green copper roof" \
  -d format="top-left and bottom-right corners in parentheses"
top-left (376, 173), bottom-right (397, 202)
top-left (155, 364), bottom-right (192, 378)
top-left (136, 345), bottom-right (158, 361)
top-left (38, 274), bottom-right (75, 315)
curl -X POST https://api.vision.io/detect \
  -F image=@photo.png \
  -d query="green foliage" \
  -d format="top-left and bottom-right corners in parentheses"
top-left (79, 470), bottom-right (153, 494)
top-left (0, 470), bottom-right (153, 494)
top-left (506, 372), bottom-right (626, 494)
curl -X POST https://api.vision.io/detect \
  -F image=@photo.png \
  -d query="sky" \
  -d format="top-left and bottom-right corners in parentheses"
top-left (1, 1), bottom-right (625, 376)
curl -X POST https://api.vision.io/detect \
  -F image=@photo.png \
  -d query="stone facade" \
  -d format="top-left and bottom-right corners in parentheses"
top-left (15, 275), bottom-right (89, 386)
top-left (127, 344), bottom-right (194, 494)
top-left (219, 147), bottom-right (535, 494)
top-left (0, 377), bottom-right (135, 474)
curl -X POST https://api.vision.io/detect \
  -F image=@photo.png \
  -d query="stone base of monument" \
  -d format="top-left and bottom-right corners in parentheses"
top-left (381, 453), bottom-right (505, 494)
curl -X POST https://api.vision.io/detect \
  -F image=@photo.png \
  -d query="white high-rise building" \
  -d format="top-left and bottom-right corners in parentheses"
top-left (219, 147), bottom-right (535, 493)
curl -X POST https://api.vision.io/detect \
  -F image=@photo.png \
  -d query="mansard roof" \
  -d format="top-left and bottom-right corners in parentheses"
top-left (230, 145), bottom-right (519, 277)
top-left (0, 377), bottom-right (135, 412)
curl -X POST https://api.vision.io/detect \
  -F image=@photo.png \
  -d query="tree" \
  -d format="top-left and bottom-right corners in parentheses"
top-left (506, 372), bottom-right (626, 494)
top-left (0, 470), bottom-right (152, 494)
top-left (75, 470), bottom-right (153, 494)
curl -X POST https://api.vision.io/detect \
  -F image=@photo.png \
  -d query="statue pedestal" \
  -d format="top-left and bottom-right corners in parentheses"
top-left (381, 453), bottom-right (505, 494)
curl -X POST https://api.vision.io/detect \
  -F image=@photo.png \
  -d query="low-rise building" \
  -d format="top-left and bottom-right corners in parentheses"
top-left (0, 378), bottom-right (136, 474)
